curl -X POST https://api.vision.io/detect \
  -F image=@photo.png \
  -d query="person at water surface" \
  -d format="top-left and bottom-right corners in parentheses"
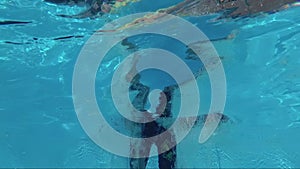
top-left (45, 0), bottom-right (299, 18)
top-left (164, 0), bottom-right (299, 18)
top-left (44, 0), bottom-right (124, 18)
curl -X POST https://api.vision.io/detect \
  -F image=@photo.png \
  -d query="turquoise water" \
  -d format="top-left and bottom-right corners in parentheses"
top-left (1, 0), bottom-right (300, 168)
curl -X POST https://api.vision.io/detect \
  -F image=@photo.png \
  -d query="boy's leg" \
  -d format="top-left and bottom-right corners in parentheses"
top-left (129, 79), bottom-right (151, 169)
top-left (158, 146), bottom-right (176, 169)
top-left (156, 88), bottom-right (177, 169)
top-left (129, 139), bottom-right (151, 169)
top-left (156, 128), bottom-right (177, 169)
top-left (130, 158), bottom-right (148, 169)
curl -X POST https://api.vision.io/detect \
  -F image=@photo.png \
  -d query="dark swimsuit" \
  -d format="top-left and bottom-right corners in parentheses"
top-left (129, 76), bottom-right (176, 169)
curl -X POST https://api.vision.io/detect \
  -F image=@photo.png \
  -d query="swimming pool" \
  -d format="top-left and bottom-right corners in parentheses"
top-left (1, 0), bottom-right (300, 168)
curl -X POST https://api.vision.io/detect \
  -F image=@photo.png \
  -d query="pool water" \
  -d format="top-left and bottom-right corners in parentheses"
top-left (1, 0), bottom-right (300, 168)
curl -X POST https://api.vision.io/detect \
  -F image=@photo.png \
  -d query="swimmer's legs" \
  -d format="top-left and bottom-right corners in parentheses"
top-left (129, 138), bottom-right (152, 169)
top-left (156, 127), bottom-right (177, 169)
top-left (143, 120), bottom-right (177, 169)
top-left (129, 142), bottom-right (152, 169)
top-left (129, 80), bottom-right (151, 169)
top-left (158, 146), bottom-right (176, 169)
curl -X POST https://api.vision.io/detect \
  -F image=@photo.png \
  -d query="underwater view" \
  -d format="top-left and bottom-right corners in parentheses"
top-left (1, 0), bottom-right (300, 168)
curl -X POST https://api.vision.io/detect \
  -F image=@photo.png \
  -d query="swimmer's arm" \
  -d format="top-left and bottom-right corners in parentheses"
top-left (57, 0), bottom-right (110, 19)
top-left (57, 7), bottom-right (104, 19)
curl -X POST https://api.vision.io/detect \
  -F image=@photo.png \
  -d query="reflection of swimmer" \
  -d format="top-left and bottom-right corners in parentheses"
top-left (46, 0), bottom-right (298, 19)
top-left (44, 0), bottom-right (118, 18)
top-left (98, 0), bottom-right (298, 32)
top-left (161, 0), bottom-right (299, 18)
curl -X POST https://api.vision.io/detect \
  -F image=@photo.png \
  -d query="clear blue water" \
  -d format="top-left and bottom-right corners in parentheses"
top-left (1, 0), bottom-right (300, 168)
